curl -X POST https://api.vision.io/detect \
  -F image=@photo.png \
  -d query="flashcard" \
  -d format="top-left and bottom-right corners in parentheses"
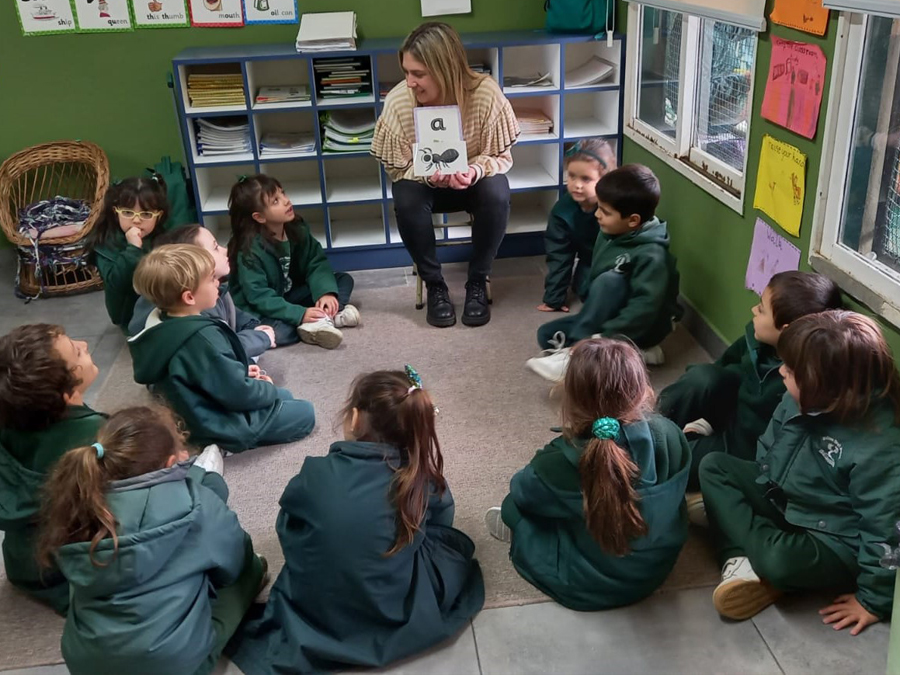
top-left (72, 0), bottom-right (134, 31)
top-left (414, 105), bottom-right (463, 143)
top-left (242, 0), bottom-right (296, 24)
top-left (15, 0), bottom-right (77, 35)
top-left (188, 0), bottom-right (243, 26)
top-left (132, 0), bottom-right (189, 27)
top-left (413, 141), bottom-right (469, 177)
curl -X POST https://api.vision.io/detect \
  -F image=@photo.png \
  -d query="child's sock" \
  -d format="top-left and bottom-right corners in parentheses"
top-left (195, 444), bottom-right (225, 476)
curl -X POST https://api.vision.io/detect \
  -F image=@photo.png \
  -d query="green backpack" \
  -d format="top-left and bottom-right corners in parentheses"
top-left (545, 0), bottom-right (613, 35)
top-left (147, 156), bottom-right (197, 230)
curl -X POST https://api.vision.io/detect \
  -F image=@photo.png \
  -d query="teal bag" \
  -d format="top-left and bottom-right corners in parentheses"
top-left (146, 156), bottom-right (197, 230)
top-left (545, 0), bottom-right (613, 35)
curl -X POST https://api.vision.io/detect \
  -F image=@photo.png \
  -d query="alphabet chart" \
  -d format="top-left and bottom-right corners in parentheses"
top-left (15, 0), bottom-right (77, 35)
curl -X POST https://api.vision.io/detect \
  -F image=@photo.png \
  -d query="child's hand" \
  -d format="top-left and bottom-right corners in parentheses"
top-left (315, 294), bottom-right (339, 317)
top-left (302, 307), bottom-right (328, 324)
top-left (248, 364), bottom-right (274, 384)
top-left (255, 325), bottom-right (276, 348)
top-left (819, 594), bottom-right (880, 635)
top-left (125, 226), bottom-right (144, 248)
top-left (448, 166), bottom-right (477, 190)
top-left (537, 303), bottom-right (569, 313)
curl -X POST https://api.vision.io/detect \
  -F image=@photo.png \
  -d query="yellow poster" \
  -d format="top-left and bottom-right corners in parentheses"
top-left (753, 135), bottom-right (806, 237)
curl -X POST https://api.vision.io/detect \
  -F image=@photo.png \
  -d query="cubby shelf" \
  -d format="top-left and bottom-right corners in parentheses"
top-left (173, 31), bottom-right (624, 271)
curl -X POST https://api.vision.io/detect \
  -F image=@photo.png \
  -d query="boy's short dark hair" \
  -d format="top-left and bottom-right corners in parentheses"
top-left (0, 324), bottom-right (79, 431)
top-left (594, 164), bottom-right (661, 224)
top-left (767, 271), bottom-right (843, 329)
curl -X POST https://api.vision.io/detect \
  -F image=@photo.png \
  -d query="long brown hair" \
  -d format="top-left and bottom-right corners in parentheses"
top-left (341, 370), bottom-right (446, 556)
top-left (561, 338), bottom-right (654, 555)
top-left (37, 405), bottom-right (189, 568)
top-left (778, 310), bottom-right (900, 424)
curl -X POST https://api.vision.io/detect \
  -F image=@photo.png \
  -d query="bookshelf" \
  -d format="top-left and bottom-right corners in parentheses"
top-left (172, 31), bottom-right (625, 271)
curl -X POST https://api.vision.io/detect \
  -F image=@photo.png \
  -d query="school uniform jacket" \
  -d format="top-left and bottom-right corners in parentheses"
top-left (92, 230), bottom-right (153, 330)
top-left (542, 192), bottom-right (599, 309)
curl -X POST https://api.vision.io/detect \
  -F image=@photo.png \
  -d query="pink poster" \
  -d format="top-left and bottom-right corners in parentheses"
top-left (761, 38), bottom-right (826, 140)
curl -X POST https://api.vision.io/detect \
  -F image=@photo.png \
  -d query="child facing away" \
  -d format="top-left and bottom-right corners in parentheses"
top-left (227, 174), bottom-right (359, 350)
top-left (128, 224), bottom-right (277, 359)
top-left (657, 271), bottom-right (842, 498)
top-left (128, 244), bottom-right (315, 453)
top-left (87, 175), bottom-right (170, 331)
top-left (227, 367), bottom-right (484, 675)
top-left (0, 324), bottom-right (105, 614)
top-left (538, 139), bottom-right (617, 313)
top-left (487, 338), bottom-right (690, 610)
top-left (701, 311), bottom-right (900, 633)
top-left (526, 165), bottom-right (682, 382)
top-left (37, 405), bottom-right (266, 675)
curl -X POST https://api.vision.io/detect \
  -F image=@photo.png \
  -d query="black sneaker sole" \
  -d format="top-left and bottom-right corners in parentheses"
top-left (462, 311), bottom-right (490, 327)
top-left (427, 313), bottom-right (457, 327)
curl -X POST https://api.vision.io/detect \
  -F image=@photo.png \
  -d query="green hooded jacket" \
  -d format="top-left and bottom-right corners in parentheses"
top-left (0, 405), bottom-right (106, 613)
top-left (92, 229), bottom-right (153, 330)
top-left (587, 217), bottom-right (682, 348)
top-left (755, 394), bottom-right (900, 618)
top-left (127, 311), bottom-right (283, 452)
top-left (501, 415), bottom-right (690, 610)
top-left (230, 222), bottom-right (339, 326)
top-left (543, 193), bottom-right (599, 308)
top-left (56, 461), bottom-right (247, 675)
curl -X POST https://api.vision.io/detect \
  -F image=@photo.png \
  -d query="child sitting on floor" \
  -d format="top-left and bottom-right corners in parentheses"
top-left (701, 310), bottom-right (900, 633)
top-left (526, 165), bottom-right (681, 382)
top-left (487, 337), bottom-right (689, 610)
top-left (38, 405), bottom-right (266, 675)
top-left (227, 174), bottom-right (359, 350)
top-left (128, 224), bottom-right (277, 358)
top-left (227, 366), bottom-right (484, 675)
top-left (128, 244), bottom-right (315, 452)
top-left (0, 324), bottom-right (105, 614)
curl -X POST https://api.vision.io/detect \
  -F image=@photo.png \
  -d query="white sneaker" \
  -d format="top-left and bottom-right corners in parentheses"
top-left (641, 345), bottom-right (665, 366)
top-left (526, 348), bottom-right (571, 382)
top-left (485, 507), bottom-right (511, 542)
top-left (194, 444), bottom-right (224, 476)
top-left (712, 556), bottom-right (781, 620)
top-left (683, 418), bottom-right (714, 436)
top-left (298, 317), bottom-right (343, 349)
top-left (685, 491), bottom-right (708, 527)
top-left (333, 304), bottom-right (360, 328)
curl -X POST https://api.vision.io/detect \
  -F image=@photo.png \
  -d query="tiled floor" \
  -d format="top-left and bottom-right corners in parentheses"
top-left (0, 253), bottom-right (890, 674)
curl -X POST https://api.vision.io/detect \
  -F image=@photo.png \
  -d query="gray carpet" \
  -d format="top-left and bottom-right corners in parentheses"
top-left (0, 258), bottom-right (719, 670)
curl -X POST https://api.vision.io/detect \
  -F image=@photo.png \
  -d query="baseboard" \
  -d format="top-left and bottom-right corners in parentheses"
top-left (678, 295), bottom-right (728, 360)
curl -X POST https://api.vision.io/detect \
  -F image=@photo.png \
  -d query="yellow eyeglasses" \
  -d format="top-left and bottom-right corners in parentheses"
top-left (114, 207), bottom-right (162, 221)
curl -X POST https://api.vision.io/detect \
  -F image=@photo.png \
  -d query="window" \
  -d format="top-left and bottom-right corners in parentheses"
top-left (812, 13), bottom-right (900, 327)
top-left (625, 4), bottom-right (759, 211)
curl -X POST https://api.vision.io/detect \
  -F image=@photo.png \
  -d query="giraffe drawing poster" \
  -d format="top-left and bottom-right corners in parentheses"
top-left (753, 135), bottom-right (806, 237)
top-left (745, 218), bottom-right (801, 295)
top-left (761, 38), bottom-right (826, 140)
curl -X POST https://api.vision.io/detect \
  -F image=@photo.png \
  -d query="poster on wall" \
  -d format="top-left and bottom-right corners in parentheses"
top-left (242, 0), bottom-right (296, 24)
top-left (770, 0), bottom-right (829, 37)
top-left (72, 0), bottom-right (134, 31)
top-left (745, 218), bottom-right (801, 295)
top-left (14, 0), bottom-right (78, 35)
top-left (189, 0), bottom-right (244, 26)
top-left (761, 38), bottom-right (826, 140)
top-left (753, 135), bottom-right (807, 238)
top-left (131, 0), bottom-right (189, 27)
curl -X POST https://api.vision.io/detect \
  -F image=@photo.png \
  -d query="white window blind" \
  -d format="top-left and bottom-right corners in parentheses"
top-left (822, 0), bottom-right (900, 18)
top-left (623, 0), bottom-right (766, 31)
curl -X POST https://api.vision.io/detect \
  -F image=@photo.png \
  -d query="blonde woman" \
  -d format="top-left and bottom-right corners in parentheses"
top-left (372, 22), bottom-right (520, 328)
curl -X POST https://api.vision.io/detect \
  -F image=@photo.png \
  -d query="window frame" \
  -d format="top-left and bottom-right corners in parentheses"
top-left (624, 3), bottom-right (758, 213)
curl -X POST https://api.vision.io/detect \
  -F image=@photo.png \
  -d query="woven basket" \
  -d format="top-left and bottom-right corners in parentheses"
top-left (0, 140), bottom-right (109, 297)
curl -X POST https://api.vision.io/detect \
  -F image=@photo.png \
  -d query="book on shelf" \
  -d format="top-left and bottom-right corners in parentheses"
top-left (313, 56), bottom-right (372, 99)
top-left (320, 109), bottom-right (375, 152)
top-left (259, 132), bottom-right (317, 156)
top-left (194, 118), bottom-right (252, 156)
top-left (296, 11), bottom-right (357, 52)
top-left (187, 73), bottom-right (245, 108)
top-left (513, 107), bottom-right (553, 136)
top-left (503, 72), bottom-right (553, 88)
top-left (564, 56), bottom-right (616, 87)
top-left (255, 86), bottom-right (311, 105)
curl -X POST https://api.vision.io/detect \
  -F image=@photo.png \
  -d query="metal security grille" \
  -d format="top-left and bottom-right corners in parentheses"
top-left (661, 11), bottom-right (682, 136)
top-left (880, 149), bottom-right (900, 267)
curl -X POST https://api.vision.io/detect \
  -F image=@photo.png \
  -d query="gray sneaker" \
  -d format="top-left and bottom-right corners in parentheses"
top-left (298, 317), bottom-right (343, 349)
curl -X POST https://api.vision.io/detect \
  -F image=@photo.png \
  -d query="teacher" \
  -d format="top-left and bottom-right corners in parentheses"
top-left (371, 22), bottom-right (520, 328)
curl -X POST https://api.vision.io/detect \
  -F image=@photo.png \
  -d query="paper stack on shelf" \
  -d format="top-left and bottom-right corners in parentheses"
top-left (259, 132), bottom-right (317, 157)
top-left (503, 72), bottom-right (553, 88)
top-left (514, 107), bottom-right (553, 136)
top-left (320, 109), bottom-right (375, 153)
top-left (255, 85), bottom-right (311, 105)
top-left (187, 73), bottom-right (245, 108)
top-left (296, 11), bottom-right (357, 52)
top-left (195, 118), bottom-right (252, 156)
top-left (313, 56), bottom-right (372, 100)
top-left (470, 62), bottom-right (492, 75)
top-left (565, 56), bottom-right (616, 87)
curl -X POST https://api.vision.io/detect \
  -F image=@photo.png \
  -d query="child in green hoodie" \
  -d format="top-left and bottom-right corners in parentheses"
top-left (37, 405), bottom-right (266, 675)
top-left (128, 244), bottom-right (315, 453)
top-left (0, 323), bottom-right (106, 614)
top-left (527, 165), bottom-right (682, 383)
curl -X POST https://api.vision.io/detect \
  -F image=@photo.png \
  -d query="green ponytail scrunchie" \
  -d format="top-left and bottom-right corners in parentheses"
top-left (592, 417), bottom-right (620, 440)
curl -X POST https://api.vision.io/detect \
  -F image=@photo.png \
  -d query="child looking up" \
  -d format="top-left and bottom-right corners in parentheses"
top-left (0, 324), bottom-right (105, 614)
top-left (37, 405), bottom-right (266, 675)
top-left (227, 174), bottom-right (358, 350)
top-left (538, 139), bottom-right (617, 313)
top-left (129, 244), bottom-right (315, 452)
top-left (228, 367), bottom-right (484, 675)
top-left (487, 338), bottom-right (689, 610)
top-left (701, 311), bottom-right (900, 633)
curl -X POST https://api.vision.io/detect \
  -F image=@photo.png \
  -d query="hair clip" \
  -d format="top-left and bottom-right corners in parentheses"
top-left (237, 174), bottom-right (248, 183)
top-left (592, 417), bottom-right (620, 440)
top-left (405, 364), bottom-right (422, 392)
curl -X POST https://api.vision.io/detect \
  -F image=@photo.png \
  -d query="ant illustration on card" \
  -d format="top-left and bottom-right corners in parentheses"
top-left (418, 147), bottom-right (460, 172)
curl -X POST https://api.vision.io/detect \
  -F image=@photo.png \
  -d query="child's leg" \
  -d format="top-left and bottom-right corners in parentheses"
top-left (284, 284), bottom-right (314, 307)
top-left (266, 318), bottom-right (301, 347)
top-left (334, 272), bottom-right (354, 309)
top-left (572, 260), bottom-right (591, 303)
top-left (700, 453), bottom-right (855, 591)
top-left (657, 365), bottom-right (741, 429)
top-left (537, 271), bottom-right (629, 348)
top-left (256, 393), bottom-right (316, 446)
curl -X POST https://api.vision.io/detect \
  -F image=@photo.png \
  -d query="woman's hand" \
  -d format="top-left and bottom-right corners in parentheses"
top-left (448, 166), bottom-right (477, 190)
top-left (315, 294), bottom-right (339, 318)
top-left (428, 171), bottom-right (452, 189)
top-left (125, 226), bottom-right (144, 248)
top-left (819, 594), bottom-right (880, 635)
top-left (537, 303), bottom-right (569, 313)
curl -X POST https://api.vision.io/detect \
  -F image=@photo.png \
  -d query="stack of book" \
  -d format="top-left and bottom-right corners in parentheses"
top-left (195, 118), bottom-right (252, 157)
top-left (254, 85), bottom-right (311, 106)
top-left (187, 73), bottom-right (245, 108)
top-left (320, 109), bottom-right (375, 153)
top-left (313, 57), bottom-right (372, 100)
top-left (503, 72), bottom-right (554, 89)
top-left (259, 132), bottom-right (317, 157)
top-left (295, 11), bottom-right (357, 52)
top-left (564, 56), bottom-right (616, 87)
top-left (514, 107), bottom-right (553, 136)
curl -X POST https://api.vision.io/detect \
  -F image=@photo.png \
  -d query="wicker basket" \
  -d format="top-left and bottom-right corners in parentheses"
top-left (0, 141), bottom-right (109, 297)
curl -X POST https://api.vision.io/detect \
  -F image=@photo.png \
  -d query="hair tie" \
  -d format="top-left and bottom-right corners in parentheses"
top-left (592, 417), bottom-right (620, 440)
top-left (405, 364), bottom-right (423, 391)
top-left (564, 142), bottom-right (608, 170)
top-left (92, 442), bottom-right (104, 459)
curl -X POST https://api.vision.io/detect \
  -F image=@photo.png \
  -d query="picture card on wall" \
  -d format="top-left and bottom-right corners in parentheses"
top-left (189, 0), bottom-right (244, 26)
top-left (761, 38), bottom-right (826, 140)
top-left (72, 0), bottom-right (134, 31)
top-left (15, 0), bottom-right (77, 35)
top-left (753, 135), bottom-right (806, 238)
top-left (771, 0), bottom-right (829, 37)
top-left (242, 0), bottom-right (296, 24)
top-left (132, 0), bottom-right (189, 27)
top-left (745, 218), bottom-right (801, 296)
